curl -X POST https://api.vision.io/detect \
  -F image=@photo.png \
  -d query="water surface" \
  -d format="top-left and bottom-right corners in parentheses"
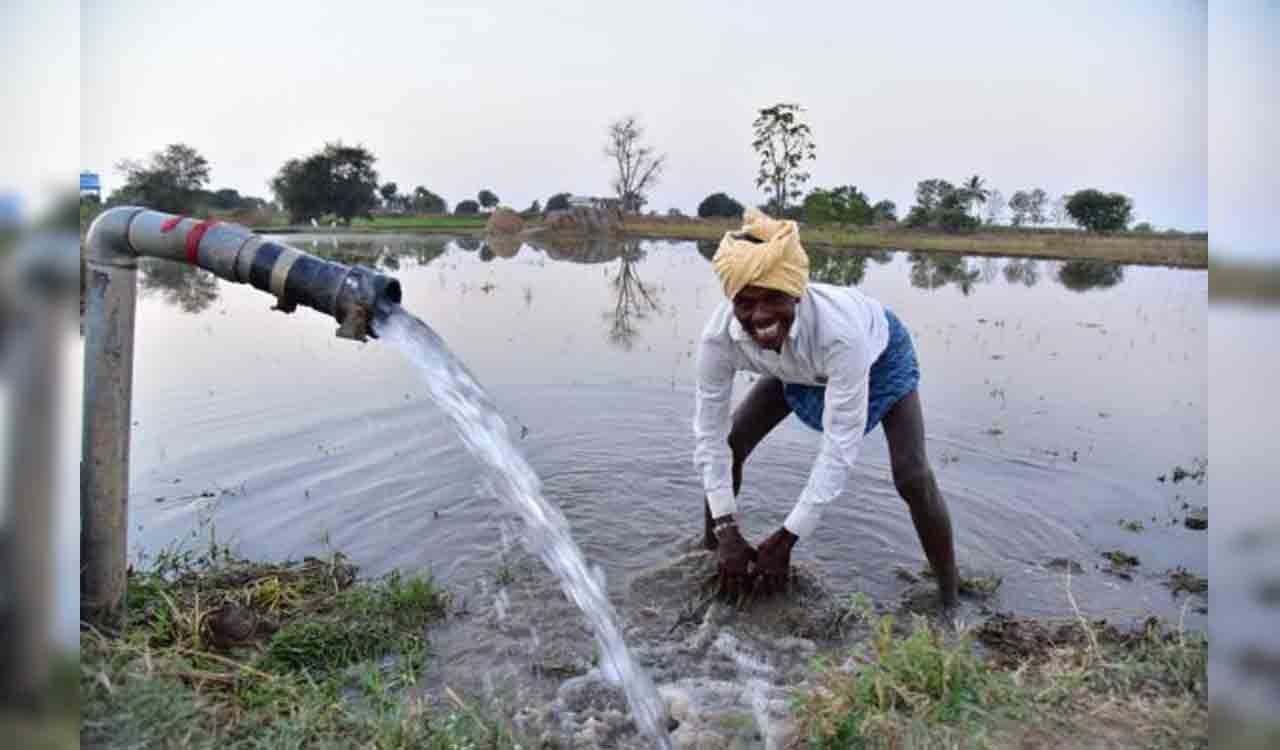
top-left (116, 234), bottom-right (1207, 638)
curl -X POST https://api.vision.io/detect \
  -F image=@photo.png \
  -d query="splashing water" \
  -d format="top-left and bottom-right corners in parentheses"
top-left (715, 633), bottom-right (776, 750)
top-left (376, 306), bottom-right (671, 749)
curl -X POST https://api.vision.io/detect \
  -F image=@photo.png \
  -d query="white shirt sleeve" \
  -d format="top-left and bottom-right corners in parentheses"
top-left (693, 333), bottom-right (738, 518)
top-left (783, 337), bottom-right (871, 537)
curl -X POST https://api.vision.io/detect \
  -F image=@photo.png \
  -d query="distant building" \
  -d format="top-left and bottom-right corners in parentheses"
top-left (568, 195), bottom-right (622, 211)
top-left (80, 171), bottom-right (102, 199)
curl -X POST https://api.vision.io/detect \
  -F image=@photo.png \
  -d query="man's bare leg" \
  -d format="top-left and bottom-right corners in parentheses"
top-left (881, 390), bottom-right (960, 610)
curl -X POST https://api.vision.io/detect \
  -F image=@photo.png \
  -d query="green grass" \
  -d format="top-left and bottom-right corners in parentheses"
top-left (617, 216), bottom-right (1208, 268)
top-left (795, 614), bottom-right (1027, 749)
top-left (351, 215), bottom-right (492, 229)
top-left (794, 609), bottom-right (1209, 750)
top-left (80, 539), bottom-right (516, 750)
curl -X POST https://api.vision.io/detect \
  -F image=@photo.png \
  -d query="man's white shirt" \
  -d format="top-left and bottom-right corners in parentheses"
top-left (693, 282), bottom-right (891, 537)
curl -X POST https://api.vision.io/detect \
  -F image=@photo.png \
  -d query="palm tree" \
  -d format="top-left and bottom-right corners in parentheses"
top-left (962, 175), bottom-right (990, 220)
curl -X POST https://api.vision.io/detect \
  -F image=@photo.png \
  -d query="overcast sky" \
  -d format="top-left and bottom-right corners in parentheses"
top-left (7, 1), bottom-right (1275, 257)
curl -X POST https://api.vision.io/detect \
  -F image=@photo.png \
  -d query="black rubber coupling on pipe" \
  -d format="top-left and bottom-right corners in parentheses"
top-left (333, 265), bottom-right (402, 341)
top-left (250, 245), bottom-right (401, 341)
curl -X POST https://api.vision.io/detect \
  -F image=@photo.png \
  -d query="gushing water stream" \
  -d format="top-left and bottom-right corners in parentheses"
top-left (375, 306), bottom-right (671, 749)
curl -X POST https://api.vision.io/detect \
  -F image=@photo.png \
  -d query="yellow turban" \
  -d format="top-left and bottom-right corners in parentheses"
top-left (711, 207), bottom-right (809, 301)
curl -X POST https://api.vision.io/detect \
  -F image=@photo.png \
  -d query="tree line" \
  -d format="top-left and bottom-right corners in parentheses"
top-left (93, 104), bottom-right (1147, 234)
top-left (90, 142), bottom-right (616, 226)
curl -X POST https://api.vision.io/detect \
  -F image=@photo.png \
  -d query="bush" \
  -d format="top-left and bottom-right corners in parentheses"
top-left (1065, 189), bottom-right (1134, 232)
top-left (871, 199), bottom-right (897, 223)
top-left (904, 206), bottom-right (932, 228)
top-left (545, 192), bottom-right (572, 213)
top-left (697, 192), bottom-right (744, 219)
top-left (455, 200), bottom-right (480, 215)
top-left (936, 207), bottom-right (979, 234)
top-left (802, 186), bottom-right (873, 226)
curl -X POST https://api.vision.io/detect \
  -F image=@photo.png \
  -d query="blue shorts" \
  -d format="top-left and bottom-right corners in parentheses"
top-left (783, 309), bottom-right (920, 434)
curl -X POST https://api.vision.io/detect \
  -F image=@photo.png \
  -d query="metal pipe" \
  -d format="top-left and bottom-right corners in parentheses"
top-left (81, 207), bottom-right (403, 627)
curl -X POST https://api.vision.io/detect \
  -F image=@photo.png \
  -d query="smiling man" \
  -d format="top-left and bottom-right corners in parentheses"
top-left (694, 208), bottom-right (959, 615)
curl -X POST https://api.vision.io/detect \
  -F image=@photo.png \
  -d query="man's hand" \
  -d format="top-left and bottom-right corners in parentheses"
top-left (756, 527), bottom-right (798, 595)
top-left (713, 519), bottom-right (757, 599)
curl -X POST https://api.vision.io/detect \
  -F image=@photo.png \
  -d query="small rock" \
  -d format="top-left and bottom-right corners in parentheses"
top-left (1044, 557), bottom-right (1085, 575)
top-left (1103, 550), bottom-right (1140, 567)
top-left (573, 716), bottom-right (607, 747)
top-left (660, 686), bottom-right (692, 723)
top-left (1184, 508), bottom-right (1208, 530)
top-left (1167, 567), bottom-right (1208, 595)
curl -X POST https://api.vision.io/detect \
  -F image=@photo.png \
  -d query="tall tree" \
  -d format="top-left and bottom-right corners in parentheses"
top-left (1008, 190), bottom-right (1032, 227)
top-left (477, 189), bottom-right (500, 210)
top-left (111, 143), bottom-right (211, 214)
top-left (412, 186), bottom-right (447, 214)
top-left (985, 189), bottom-right (1006, 225)
top-left (380, 182), bottom-right (398, 208)
top-left (913, 179), bottom-right (956, 212)
top-left (270, 142), bottom-right (380, 224)
top-left (1027, 188), bottom-right (1049, 226)
top-left (962, 175), bottom-right (989, 219)
top-left (751, 103), bottom-right (816, 215)
top-left (1050, 194), bottom-right (1069, 227)
top-left (605, 116), bottom-right (666, 213)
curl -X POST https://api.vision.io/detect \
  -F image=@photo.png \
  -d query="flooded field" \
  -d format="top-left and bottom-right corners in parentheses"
top-left (74, 232), bottom-right (1216, 728)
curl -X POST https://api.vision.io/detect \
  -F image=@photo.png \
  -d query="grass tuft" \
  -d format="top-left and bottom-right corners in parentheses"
top-left (796, 605), bottom-right (1208, 750)
top-left (796, 614), bottom-right (1024, 749)
top-left (79, 541), bottom-right (517, 750)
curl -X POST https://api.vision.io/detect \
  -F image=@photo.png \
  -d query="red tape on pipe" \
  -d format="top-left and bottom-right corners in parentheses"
top-left (160, 216), bottom-right (184, 233)
top-left (184, 220), bottom-right (219, 265)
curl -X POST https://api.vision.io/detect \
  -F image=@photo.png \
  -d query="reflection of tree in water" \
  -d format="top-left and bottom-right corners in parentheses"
top-left (454, 237), bottom-right (483, 252)
top-left (979, 257), bottom-right (1000, 283)
top-left (1057, 260), bottom-right (1125, 292)
top-left (410, 239), bottom-right (449, 267)
top-left (480, 236), bottom-right (523, 260)
top-left (606, 241), bottom-right (661, 350)
top-left (809, 251), bottom-right (868, 286)
top-left (868, 249), bottom-right (894, 265)
top-left (908, 252), bottom-right (983, 295)
top-left (696, 239), bottom-right (719, 261)
top-left (138, 258), bottom-right (219, 313)
top-left (1002, 258), bottom-right (1040, 287)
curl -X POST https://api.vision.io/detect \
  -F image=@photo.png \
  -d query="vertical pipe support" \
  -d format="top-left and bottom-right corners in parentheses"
top-left (80, 207), bottom-right (143, 629)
